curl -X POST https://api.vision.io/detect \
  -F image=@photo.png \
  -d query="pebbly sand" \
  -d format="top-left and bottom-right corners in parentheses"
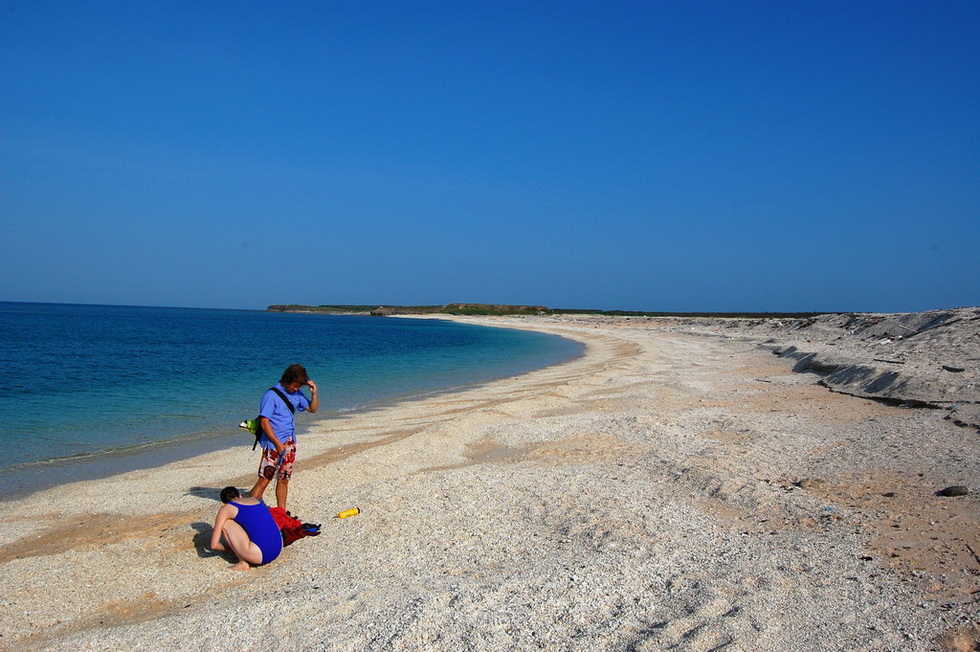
top-left (0, 310), bottom-right (978, 651)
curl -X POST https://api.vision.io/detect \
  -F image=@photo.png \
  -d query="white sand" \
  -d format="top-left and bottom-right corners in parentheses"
top-left (1, 313), bottom-right (977, 651)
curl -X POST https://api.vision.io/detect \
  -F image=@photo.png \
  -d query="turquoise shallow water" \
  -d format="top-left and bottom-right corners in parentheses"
top-left (0, 303), bottom-right (582, 495)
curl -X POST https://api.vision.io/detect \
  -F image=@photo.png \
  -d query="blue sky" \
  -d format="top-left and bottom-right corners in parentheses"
top-left (2, 1), bottom-right (977, 312)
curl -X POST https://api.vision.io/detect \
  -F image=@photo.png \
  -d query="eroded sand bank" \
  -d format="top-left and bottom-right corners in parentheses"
top-left (1, 313), bottom-right (977, 651)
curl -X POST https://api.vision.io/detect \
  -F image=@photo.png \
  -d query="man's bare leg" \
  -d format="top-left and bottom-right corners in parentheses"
top-left (275, 477), bottom-right (289, 510)
top-left (250, 476), bottom-right (271, 501)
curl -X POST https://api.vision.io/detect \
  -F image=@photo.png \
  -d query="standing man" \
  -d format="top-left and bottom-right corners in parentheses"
top-left (250, 363), bottom-right (318, 510)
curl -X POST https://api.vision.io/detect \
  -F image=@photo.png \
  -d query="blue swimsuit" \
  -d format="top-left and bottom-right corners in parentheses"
top-left (231, 500), bottom-right (283, 564)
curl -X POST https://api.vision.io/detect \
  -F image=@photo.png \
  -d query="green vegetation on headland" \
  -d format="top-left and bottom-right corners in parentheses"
top-left (267, 304), bottom-right (826, 319)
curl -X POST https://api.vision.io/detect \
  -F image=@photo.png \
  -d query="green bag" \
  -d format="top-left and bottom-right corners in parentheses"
top-left (239, 417), bottom-right (263, 450)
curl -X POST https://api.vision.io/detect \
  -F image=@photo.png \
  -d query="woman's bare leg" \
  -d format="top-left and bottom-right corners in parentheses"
top-left (219, 519), bottom-right (264, 569)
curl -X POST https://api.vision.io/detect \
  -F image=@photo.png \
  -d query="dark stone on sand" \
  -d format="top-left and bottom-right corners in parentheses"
top-left (936, 485), bottom-right (969, 497)
top-left (795, 478), bottom-right (826, 489)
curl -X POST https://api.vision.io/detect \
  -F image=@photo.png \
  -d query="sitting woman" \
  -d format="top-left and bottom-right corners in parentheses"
top-left (209, 486), bottom-right (284, 570)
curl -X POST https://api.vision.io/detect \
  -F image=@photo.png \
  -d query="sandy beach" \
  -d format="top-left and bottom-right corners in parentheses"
top-left (1, 310), bottom-right (977, 651)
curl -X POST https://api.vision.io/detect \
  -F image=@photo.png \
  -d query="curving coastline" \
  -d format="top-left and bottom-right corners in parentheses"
top-left (0, 311), bottom-right (977, 651)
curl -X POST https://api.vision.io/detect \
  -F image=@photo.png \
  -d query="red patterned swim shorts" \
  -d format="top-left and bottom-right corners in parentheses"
top-left (258, 439), bottom-right (297, 482)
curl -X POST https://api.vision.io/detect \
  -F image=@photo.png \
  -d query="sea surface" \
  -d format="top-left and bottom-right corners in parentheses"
top-left (0, 302), bottom-right (582, 497)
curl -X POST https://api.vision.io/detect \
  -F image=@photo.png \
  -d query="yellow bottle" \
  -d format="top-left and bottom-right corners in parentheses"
top-left (336, 507), bottom-right (360, 519)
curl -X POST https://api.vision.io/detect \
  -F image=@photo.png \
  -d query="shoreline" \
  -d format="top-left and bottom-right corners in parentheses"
top-left (0, 318), bottom-right (585, 502)
top-left (1, 313), bottom-right (977, 650)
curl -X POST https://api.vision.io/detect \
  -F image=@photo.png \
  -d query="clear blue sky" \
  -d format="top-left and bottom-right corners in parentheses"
top-left (2, 1), bottom-right (977, 312)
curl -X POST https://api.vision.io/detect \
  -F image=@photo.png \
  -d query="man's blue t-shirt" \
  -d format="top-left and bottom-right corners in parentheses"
top-left (258, 383), bottom-right (310, 448)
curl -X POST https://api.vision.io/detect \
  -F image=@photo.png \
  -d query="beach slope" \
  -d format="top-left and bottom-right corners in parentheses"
top-left (0, 311), bottom-right (977, 651)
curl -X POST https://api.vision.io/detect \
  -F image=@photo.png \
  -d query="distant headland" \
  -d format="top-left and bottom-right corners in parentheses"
top-left (266, 303), bottom-right (826, 319)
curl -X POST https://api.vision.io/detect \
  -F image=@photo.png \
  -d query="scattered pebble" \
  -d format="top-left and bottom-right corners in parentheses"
top-left (936, 485), bottom-right (969, 497)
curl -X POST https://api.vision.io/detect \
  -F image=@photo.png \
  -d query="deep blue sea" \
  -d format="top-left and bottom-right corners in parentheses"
top-left (0, 302), bottom-right (582, 496)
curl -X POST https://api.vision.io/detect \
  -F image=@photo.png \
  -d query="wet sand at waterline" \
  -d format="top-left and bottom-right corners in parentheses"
top-left (1, 310), bottom-right (977, 651)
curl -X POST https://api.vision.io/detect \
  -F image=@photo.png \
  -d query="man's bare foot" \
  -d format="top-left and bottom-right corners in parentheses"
top-left (229, 561), bottom-right (251, 571)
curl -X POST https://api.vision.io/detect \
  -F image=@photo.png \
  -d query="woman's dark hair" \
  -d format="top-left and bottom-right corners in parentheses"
top-left (280, 363), bottom-right (309, 386)
top-left (219, 486), bottom-right (241, 504)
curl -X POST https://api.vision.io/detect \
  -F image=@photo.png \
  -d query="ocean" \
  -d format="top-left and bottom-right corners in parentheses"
top-left (0, 302), bottom-right (582, 497)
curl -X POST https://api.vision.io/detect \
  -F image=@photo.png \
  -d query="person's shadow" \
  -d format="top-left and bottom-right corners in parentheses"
top-left (191, 521), bottom-right (224, 560)
top-left (186, 486), bottom-right (224, 502)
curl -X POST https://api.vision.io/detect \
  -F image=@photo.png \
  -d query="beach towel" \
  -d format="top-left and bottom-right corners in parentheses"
top-left (269, 506), bottom-right (321, 546)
